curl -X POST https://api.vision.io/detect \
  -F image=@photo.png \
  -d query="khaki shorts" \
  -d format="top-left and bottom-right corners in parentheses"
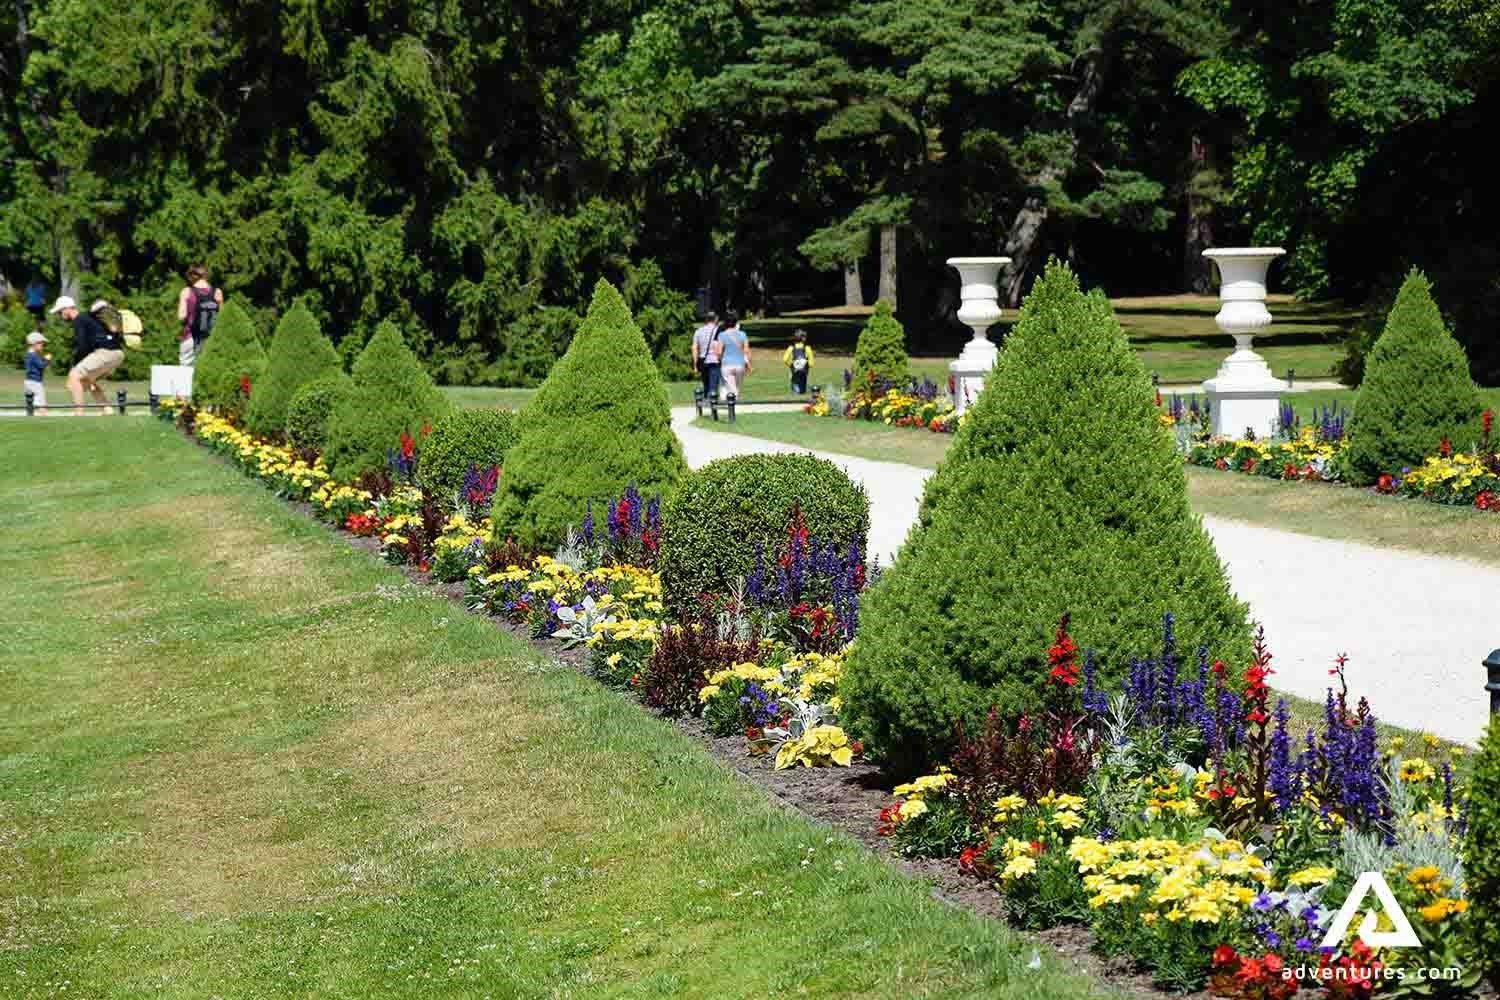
top-left (24, 379), bottom-right (47, 408)
top-left (72, 349), bottom-right (124, 381)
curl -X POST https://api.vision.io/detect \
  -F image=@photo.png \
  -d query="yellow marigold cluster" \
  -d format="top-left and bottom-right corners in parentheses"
top-left (1404, 452), bottom-right (1489, 493)
top-left (1067, 835), bottom-right (1269, 923)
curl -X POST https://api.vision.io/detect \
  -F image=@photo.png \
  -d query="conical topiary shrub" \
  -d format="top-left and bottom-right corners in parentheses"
top-left (852, 300), bottom-right (908, 388)
top-left (323, 320), bottom-right (451, 480)
top-left (491, 279), bottom-right (687, 547)
top-left (245, 303), bottom-right (342, 437)
top-left (1344, 270), bottom-right (1482, 485)
top-left (192, 300), bottom-right (266, 415)
top-left (839, 261), bottom-right (1250, 772)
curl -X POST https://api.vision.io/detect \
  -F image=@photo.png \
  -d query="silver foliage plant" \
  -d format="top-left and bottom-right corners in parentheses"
top-left (1339, 754), bottom-right (1464, 891)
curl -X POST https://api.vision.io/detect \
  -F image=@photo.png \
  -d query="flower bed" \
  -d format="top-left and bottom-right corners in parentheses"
top-left (811, 372), bottom-right (962, 433)
top-left (163, 400), bottom-right (1491, 998)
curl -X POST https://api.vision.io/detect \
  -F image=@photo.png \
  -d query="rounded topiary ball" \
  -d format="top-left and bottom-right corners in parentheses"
top-left (286, 373), bottom-right (353, 452)
top-left (419, 408), bottom-right (518, 505)
top-left (659, 453), bottom-right (869, 616)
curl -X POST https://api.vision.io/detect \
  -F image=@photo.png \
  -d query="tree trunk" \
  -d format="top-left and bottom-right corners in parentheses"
top-left (1000, 46), bottom-right (1110, 306)
top-left (877, 223), bottom-right (897, 308)
top-left (843, 261), bottom-right (863, 307)
top-left (1183, 135), bottom-right (1215, 293)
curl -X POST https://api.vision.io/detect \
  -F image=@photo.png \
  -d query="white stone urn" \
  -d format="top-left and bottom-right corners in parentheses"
top-left (946, 256), bottom-right (1010, 414)
top-left (1201, 247), bottom-right (1286, 439)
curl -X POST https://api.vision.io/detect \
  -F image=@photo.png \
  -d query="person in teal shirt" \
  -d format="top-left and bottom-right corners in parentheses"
top-left (717, 312), bottom-right (750, 401)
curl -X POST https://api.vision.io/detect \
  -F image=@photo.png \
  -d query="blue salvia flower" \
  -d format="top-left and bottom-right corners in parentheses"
top-left (1082, 650), bottom-right (1108, 714)
top-left (1279, 400), bottom-right (1298, 436)
top-left (1269, 698), bottom-right (1299, 812)
top-left (581, 500), bottom-right (595, 546)
top-left (1158, 614), bottom-right (1178, 723)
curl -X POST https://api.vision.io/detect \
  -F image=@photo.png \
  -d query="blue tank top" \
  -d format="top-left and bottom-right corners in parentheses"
top-left (719, 329), bottom-right (747, 367)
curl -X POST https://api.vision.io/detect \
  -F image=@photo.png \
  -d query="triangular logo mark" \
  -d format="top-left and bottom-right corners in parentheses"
top-left (1320, 871), bottom-right (1422, 950)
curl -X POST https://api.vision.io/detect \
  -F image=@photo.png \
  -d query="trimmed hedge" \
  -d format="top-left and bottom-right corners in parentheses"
top-left (245, 303), bottom-right (341, 437)
top-left (1469, 721), bottom-right (1500, 994)
top-left (839, 261), bottom-right (1250, 773)
top-left (491, 279), bottom-right (686, 547)
top-left (323, 320), bottom-right (451, 481)
top-left (660, 454), bottom-right (870, 616)
top-left (852, 300), bottom-right (908, 386)
top-left (420, 408), bottom-right (519, 505)
top-left (286, 373), bottom-right (354, 452)
top-left (1343, 269), bottom-right (1482, 485)
top-left (192, 300), bottom-right (266, 415)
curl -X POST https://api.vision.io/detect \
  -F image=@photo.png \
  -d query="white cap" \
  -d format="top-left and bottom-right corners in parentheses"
top-left (89, 299), bottom-right (110, 313)
top-left (26, 331), bottom-right (47, 345)
top-left (48, 295), bottom-right (76, 315)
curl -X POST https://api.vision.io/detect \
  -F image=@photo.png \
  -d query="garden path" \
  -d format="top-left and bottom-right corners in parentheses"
top-left (671, 406), bottom-right (1499, 744)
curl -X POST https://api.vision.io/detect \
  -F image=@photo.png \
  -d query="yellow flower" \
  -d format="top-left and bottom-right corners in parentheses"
top-left (898, 798), bottom-right (928, 821)
top-left (1400, 758), bottom-right (1437, 783)
top-left (1001, 855), bottom-right (1037, 881)
top-left (1286, 866), bottom-right (1337, 887)
top-left (1051, 810), bottom-right (1084, 831)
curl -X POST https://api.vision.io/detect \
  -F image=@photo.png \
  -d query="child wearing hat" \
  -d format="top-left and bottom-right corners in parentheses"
top-left (24, 330), bottom-right (52, 415)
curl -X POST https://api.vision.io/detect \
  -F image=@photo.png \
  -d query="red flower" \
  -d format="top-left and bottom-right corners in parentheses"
top-left (1376, 473), bottom-right (1396, 494)
top-left (849, 739), bottom-right (864, 757)
top-left (239, 374), bottom-right (252, 397)
top-left (877, 801), bottom-right (904, 836)
top-left (1215, 458), bottom-right (1229, 471)
top-left (1282, 462), bottom-right (1298, 480)
top-left (1477, 490), bottom-right (1496, 512)
top-left (1046, 614), bottom-right (1081, 687)
top-left (1213, 945), bottom-right (1237, 967)
top-left (399, 431), bottom-right (416, 460)
top-left (1212, 659), bottom-right (1227, 676)
top-left (420, 422), bottom-right (433, 437)
top-left (1439, 437), bottom-right (1453, 457)
top-left (746, 726), bottom-right (763, 741)
top-left (1484, 408), bottom-right (1494, 437)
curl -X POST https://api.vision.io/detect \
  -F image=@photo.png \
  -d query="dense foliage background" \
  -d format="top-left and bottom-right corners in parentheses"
top-left (2, 0), bottom-right (1497, 382)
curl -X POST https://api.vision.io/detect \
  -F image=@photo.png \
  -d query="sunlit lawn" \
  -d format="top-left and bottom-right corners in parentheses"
top-left (0, 418), bottom-right (1108, 999)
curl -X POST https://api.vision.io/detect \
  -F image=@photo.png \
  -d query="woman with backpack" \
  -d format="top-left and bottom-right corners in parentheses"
top-left (177, 265), bottom-right (223, 365)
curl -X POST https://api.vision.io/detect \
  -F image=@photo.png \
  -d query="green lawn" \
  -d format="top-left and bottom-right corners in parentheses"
top-left (693, 411), bottom-right (1500, 569)
top-left (0, 419), bottom-right (1105, 999)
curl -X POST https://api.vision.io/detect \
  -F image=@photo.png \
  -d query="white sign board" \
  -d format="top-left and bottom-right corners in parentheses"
top-left (150, 365), bottom-right (194, 399)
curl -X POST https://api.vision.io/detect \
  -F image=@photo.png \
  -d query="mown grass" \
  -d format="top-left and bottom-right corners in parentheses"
top-left (691, 412), bottom-right (1500, 569)
top-left (0, 419), bottom-right (1110, 999)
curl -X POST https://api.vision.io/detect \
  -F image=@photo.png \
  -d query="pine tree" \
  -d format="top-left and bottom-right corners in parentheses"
top-left (323, 320), bottom-right (451, 480)
top-left (1344, 270), bottom-right (1482, 485)
top-left (840, 261), bottom-right (1250, 772)
top-left (491, 279), bottom-right (687, 547)
top-left (245, 303), bottom-right (341, 437)
top-left (192, 300), bottom-right (267, 415)
top-left (852, 300), bottom-right (908, 387)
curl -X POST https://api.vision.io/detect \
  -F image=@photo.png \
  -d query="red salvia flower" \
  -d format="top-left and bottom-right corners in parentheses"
top-left (239, 374), bottom-right (252, 397)
top-left (1439, 437), bottom-right (1453, 457)
top-left (1046, 614), bottom-right (1081, 687)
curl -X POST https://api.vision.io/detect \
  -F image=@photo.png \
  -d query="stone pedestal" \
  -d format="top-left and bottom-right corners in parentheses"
top-left (1201, 248), bottom-right (1286, 439)
top-left (946, 256), bottom-right (1011, 414)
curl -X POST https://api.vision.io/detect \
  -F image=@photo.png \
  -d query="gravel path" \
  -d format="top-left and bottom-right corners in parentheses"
top-left (672, 406), bottom-right (1498, 744)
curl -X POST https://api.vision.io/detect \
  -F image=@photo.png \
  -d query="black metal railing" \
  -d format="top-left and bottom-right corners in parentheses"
top-left (4, 389), bottom-right (156, 417)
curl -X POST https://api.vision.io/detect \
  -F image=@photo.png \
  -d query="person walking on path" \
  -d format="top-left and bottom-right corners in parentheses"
top-left (177, 266), bottom-right (223, 365)
top-left (691, 311), bottom-right (720, 403)
top-left (24, 279), bottom-right (47, 330)
top-left (23, 331), bottom-right (51, 414)
top-left (782, 329), bottom-right (814, 394)
top-left (50, 295), bottom-right (124, 415)
top-left (717, 312), bottom-right (750, 402)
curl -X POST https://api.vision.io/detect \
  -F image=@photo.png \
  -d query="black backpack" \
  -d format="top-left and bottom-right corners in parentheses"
top-left (192, 287), bottom-right (220, 338)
